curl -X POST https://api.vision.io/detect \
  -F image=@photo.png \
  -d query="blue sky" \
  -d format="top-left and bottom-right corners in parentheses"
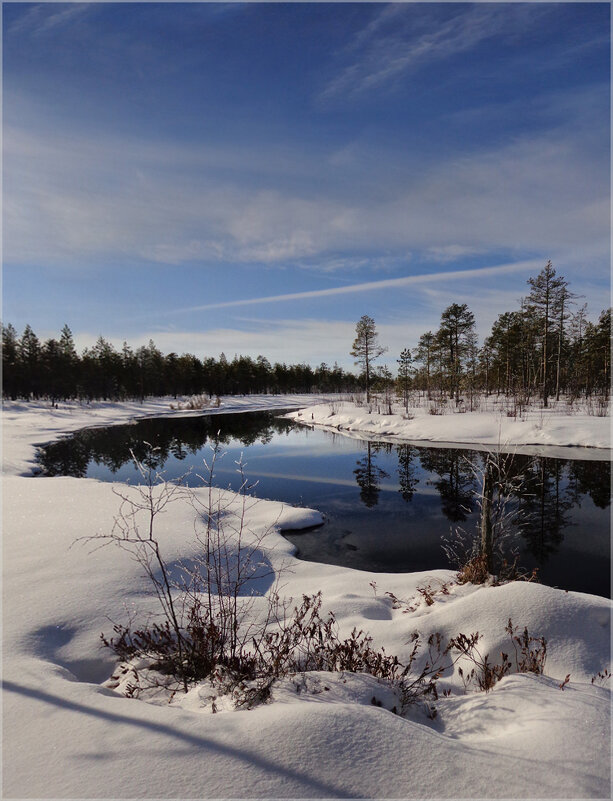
top-left (2, 2), bottom-right (610, 370)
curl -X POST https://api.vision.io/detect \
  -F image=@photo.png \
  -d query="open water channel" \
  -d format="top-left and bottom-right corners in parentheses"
top-left (37, 410), bottom-right (611, 597)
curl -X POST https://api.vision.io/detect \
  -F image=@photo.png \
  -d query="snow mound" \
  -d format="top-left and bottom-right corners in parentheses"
top-left (2, 397), bottom-right (611, 798)
top-left (289, 401), bottom-right (611, 452)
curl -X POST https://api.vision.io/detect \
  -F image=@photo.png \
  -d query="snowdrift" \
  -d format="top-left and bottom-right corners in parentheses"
top-left (2, 397), bottom-right (611, 798)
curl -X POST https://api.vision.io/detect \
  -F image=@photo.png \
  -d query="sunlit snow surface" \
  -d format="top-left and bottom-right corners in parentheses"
top-left (2, 396), bottom-right (611, 798)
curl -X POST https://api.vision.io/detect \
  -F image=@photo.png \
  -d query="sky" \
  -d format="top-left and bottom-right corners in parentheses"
top-left (2, 1), bottom-right (610, 371)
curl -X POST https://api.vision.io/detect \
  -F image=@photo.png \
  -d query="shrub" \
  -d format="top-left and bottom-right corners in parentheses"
top-left (88, 445), bottom-right (559, 715)
top-left (456, 554), bottom-right (491, 585)
top-left (447, 618), bottom-right (548, 693)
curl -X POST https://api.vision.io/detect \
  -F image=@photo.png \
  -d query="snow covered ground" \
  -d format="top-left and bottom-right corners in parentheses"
top-left (2, 397), bottom-right (611, 798)
top-left (287, 399), bottom-right (611, 455)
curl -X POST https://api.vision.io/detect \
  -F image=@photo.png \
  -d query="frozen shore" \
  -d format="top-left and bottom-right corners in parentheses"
top-left (2, 396), bottom-right (611, 798)
top-left (287, 399), bottom-right (611, 453)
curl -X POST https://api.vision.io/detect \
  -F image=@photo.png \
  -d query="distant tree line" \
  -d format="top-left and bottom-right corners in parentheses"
top-left (3, 262), bottom-right (610, 406)
top-left (1, 324), bottom-right (360, 401)
top-left (352, 263), bottom-right (610, 407)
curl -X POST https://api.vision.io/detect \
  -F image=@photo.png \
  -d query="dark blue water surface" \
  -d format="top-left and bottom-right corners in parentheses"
top-left (36, 410), bottom-right (611, 597)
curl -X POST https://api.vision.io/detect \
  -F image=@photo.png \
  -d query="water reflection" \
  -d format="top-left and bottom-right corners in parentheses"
top-left (397, 445), bottom-right (419, 503)
top-left (419, 448), bottom-right (477, 523)
top-left (353, 442), bottom-right (390, 507)
top-left (36, 410), bottom-right (610, 594)
top-left (513, 458), bottom-right (570, 562)
top-left (37, 412), bottom-right (294, 478)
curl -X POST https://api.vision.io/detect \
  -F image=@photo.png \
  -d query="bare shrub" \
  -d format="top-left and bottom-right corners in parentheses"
top-left (82, 444), bottom-right (283, 696)
top-left (377, 580), bottom-right (452, 614)
top-left (443, 449), bottom-right (538, 584)
top-left (456, 554), bottom-right (491, 585)
top-left (87, 446), bottom-right (561, 716)
top-left (591, 668), bottom-right (611, 685)
top-left (447, 618), bottom-right (548, 693)
top-left (86, 447), bottom-right (447, 709)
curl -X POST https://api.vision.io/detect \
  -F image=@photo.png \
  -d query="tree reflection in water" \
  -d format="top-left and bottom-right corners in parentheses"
top-left (418, 448), bottom-right (478, 523)
top-left (397, 445), bottom-right (419, 503)
top-left (353, 442), bottom-right (389, 508)
top-left (37, 412), bottom-right (609, 581)
top-left (37, 412), bottom-right (294, 478)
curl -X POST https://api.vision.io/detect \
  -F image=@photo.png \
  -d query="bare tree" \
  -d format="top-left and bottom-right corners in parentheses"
top-left (443, 449), bottom-right (536, 582)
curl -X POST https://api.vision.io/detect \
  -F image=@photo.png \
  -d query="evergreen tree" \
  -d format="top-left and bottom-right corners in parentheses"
top-left (350, 315), bottom-right (387, 402)
top-left (396, 348), bottom-right (413, 412)
top-left (19, 325), bottom-right (42, 398)
top-left (526, 262), bottom-right (567, 407)
top-left (58, 324), bottom-right (79, 399)
top-left (485, 311), bottom-right (524, 397)
top-left (567, 304), bottom-right (589, 399)
top-left (413, 331), bottom-right (436, 399)
top-left (2, 323), bottom-right (20, 399)
top-left (437, 303), bottom-right (476, 403)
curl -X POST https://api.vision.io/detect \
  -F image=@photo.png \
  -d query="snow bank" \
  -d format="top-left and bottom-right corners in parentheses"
top-left (2, 394), bottom-right (329, 477)
top-left (288, 401), bottom-right (611, 454)
top-left (2, 398), bottom-right (611, 798)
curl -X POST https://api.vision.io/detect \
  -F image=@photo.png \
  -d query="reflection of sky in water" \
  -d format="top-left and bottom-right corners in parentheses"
top-left (38, 411), bottom-right (610, 596)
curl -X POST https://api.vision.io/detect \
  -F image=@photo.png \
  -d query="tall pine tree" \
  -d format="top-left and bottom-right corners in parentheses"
top-left (350, 315), bottom-right (387, 402)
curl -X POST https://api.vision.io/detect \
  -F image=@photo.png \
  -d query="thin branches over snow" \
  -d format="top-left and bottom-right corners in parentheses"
top-left (442, 448), bottom-right (538, 584)
top-left (78, 442), bottom-right (286, 695)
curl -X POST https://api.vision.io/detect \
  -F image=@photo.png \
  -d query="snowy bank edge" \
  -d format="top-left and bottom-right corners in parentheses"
top-left (287, 402), bottom-right (612, 458)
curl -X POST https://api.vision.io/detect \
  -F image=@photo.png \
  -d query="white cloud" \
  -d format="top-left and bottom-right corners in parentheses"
top-left (3, 96), bottom-right (609, 275)
top-left (319, 4), bottom-right (549, 101)
top-left (425, 245), bottom-right (485, 264)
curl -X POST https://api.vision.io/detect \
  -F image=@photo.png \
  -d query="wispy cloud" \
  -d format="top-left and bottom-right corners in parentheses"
top-left (4, 112), bottom-right (608, 275)
top-left (7, 3), bottom-right (94, 37)
top-left (166, 260), bottom-right (544, 314)
top-left (425, 245), bottom-right (485, 264)
top-left (319, 4), bottom-right (549, 101)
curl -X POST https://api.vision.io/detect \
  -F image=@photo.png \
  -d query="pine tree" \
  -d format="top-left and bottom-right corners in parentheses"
top-left (568, 303), bottom-right (589, 398)
top-left (2, 323), bottom-right (20, 399)
top-left (58, 324), bottom-right (79, 399)
top-left (350, 315), bottom-right (387, 402)
top-left (485, 311), bottom-right (524, 397)
top-left (19, 325), bottom-right (41, 398)
top-left (396, 348), bottom-right (412, 412)
top-left (413, 331), bottom-right (436, 399)
top-left (526, 261), bottom-right (566, 407)
top-left (438, 303), bottom-right (476, 403)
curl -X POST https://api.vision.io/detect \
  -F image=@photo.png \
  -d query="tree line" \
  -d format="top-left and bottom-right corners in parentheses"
top-left (1, 324), bottom-right (360, 401)
top-left (3, 262), bottom-right (610, 405)
top-left (351, 262), bottom-right (610, 408)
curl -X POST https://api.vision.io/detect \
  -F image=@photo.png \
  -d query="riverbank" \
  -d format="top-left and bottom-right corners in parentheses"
top-left (2, 394), bottom-right (332, 476)
top-left (2, 397), bottom-right (611, 798)
top-left (287, 399), bottom-right (611, 453)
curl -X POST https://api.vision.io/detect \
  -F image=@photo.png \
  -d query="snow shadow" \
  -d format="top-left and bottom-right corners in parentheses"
top-left (3, 680), bottom-right (353, 798)
top-left (30, 623), bottom-right (114, 684)
top-left (158, 548), bottom-right (277, 597)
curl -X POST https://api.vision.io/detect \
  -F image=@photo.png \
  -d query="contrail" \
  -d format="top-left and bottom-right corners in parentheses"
top-left (167, 259), bottom-right (542, 314)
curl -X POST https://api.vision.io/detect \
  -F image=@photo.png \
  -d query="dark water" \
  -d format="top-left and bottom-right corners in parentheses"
top-left (36, 411), bottom-right (611, 597)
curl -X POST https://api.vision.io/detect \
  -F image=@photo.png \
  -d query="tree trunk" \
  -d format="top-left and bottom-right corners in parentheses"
top-left (480, 462), bottom-right (494, 574)
top-left (555, 295), bottom-right (564, 402)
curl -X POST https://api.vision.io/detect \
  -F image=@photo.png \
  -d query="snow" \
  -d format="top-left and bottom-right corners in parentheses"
top-left (2, 396), bottom-right (611, 798)
top-left (287, 400), bottom-right (611, 455)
